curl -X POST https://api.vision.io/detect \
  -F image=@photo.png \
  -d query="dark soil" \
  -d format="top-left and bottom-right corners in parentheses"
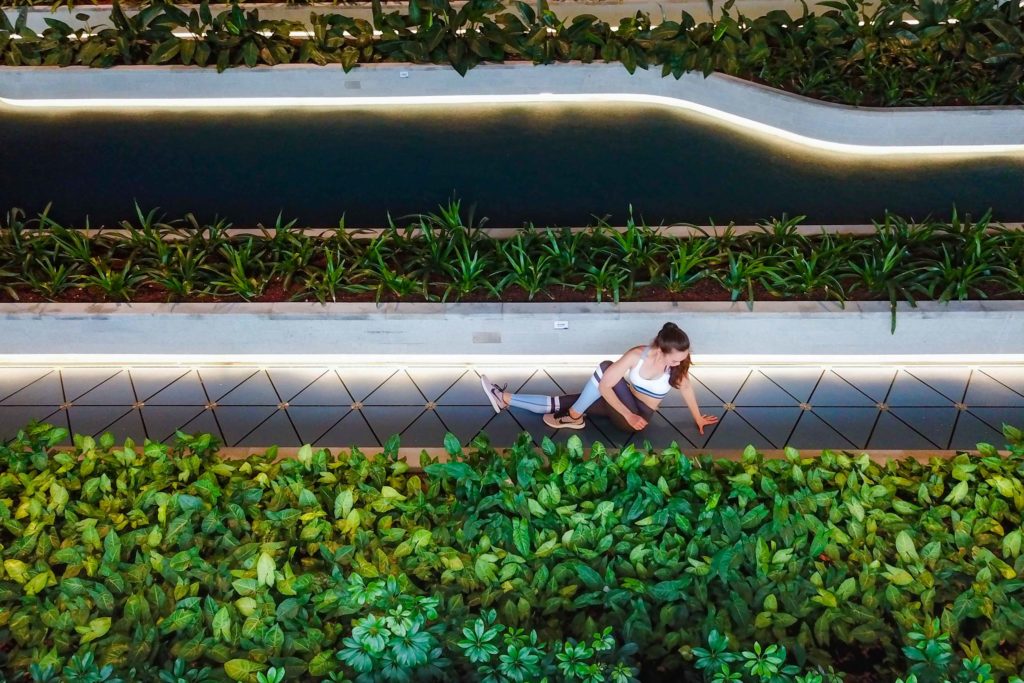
top-left (2, 278), bottom-right (1017, 305)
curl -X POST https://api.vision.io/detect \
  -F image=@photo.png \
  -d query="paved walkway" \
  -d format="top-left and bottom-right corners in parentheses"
top-left (1, 364), bottom-right (1021, 452)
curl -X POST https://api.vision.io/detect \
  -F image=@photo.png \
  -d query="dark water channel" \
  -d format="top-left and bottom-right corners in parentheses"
top-left (2, 101), bottom-right (1023, 227)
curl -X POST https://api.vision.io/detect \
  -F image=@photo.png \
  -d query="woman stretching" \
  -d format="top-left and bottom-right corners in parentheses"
top-left (480, 322), bottom-right (719, 434)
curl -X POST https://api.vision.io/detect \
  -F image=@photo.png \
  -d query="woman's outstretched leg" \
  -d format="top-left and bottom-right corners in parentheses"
top-left (480, 374), bottom-right (577, 415)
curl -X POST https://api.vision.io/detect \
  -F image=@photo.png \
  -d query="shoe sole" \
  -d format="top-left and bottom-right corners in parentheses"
top-left (543, 414), bottom-right (585, 430)
top-left (480, 374), bottom-right (502, 413)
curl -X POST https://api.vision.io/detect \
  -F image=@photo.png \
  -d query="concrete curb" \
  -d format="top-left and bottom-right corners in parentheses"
top-left (1, 300), bottom-right (1022, 357)
top-left (2, 64), bottom-right (1023, 151)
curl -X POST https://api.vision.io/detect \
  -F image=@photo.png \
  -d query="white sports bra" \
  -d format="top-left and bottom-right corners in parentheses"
top-left (627, 347), bottom-right (673, 399)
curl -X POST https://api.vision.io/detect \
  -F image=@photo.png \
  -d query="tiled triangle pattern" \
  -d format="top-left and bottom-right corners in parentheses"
top-left (0, 365), bottom-right (1019, 451)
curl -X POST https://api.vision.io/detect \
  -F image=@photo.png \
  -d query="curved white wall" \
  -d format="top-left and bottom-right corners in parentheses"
top-left (1, 63), bottom-right (1023, 154)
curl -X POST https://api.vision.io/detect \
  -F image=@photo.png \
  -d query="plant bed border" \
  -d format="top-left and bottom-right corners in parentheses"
top-left (1, 300), bottom-right (1023, 357)
top-left (3, 64), bottom-right (1024, 151)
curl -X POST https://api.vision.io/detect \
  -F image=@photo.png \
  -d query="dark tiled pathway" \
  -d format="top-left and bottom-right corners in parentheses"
top-left (0, 364), bottom-right (1021, 452)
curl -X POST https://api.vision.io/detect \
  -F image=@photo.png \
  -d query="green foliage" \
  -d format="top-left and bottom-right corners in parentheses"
top-left (1, 420), bottom-right (1024, 681)
top-left (1, 205), bottom-right (1021, 330)
top-left (1, 0), bottom-right (1023, 105)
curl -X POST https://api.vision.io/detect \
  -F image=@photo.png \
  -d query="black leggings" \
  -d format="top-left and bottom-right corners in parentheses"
top-left (557, 360), bottom-right (655, 432)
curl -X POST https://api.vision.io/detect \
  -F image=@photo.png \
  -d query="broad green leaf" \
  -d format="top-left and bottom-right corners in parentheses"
top-left (381, 486), bottom-right (406, 500)
top-left (297, 444), bottom-right (313, 467)
top-left (895, 530), bottom-right (919, 562)
top-left (512, 518), bottom-right (531, 557)
top-left (257, 552), bottom-right (276, 587)
top-left (334, 490), bottom-right (354, 519)
top-left (75, 617), bottom-right (111, 644)
top-left (224, 659), bottom-right (267, 682)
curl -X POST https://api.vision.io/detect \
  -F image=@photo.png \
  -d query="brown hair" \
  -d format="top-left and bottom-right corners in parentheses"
top-left (653, 322), bottom-right (691, 389)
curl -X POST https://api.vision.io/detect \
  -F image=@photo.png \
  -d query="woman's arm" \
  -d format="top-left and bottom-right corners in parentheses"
top-left (598, 347), bottom-right (648, 430)
top-left (679, 375), bottom-right (719, 434)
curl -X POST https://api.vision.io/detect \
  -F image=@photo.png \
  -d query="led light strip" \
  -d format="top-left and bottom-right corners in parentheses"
top-left (0, 354), bottom-right (1021, 367)
top-left (2, 92), bottom-right (1022, 156)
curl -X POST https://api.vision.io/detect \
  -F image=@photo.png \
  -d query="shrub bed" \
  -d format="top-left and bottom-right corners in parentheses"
top-left (1, 421), bottom-right (1024, 681)
top-left (2, 205), bottom-right (1022, 328)
top-left (1, 0), bottom-right (1023, 106)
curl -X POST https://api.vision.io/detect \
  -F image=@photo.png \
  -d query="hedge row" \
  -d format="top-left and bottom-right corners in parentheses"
top-left (1, 0), bottom-right (1023, 105)
top-left (1, 420), bottom-right (1024, 681)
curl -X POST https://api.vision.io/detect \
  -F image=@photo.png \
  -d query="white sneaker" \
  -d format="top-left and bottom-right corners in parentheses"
top-left (479, 374), bottom-right (507, 413)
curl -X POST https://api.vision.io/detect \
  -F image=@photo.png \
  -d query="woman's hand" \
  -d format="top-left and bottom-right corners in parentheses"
top-left (695, 413), bottom-right (719, 434)
top-left (627, 413), bottom-right (649, 431)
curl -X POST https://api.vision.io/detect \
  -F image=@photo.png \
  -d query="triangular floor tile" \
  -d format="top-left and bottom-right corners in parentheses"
top-left (544, 368), bottom-right (598, 394)
top-left (74, 371), bottom-right (137, 406)
top-left (177, 409), bottom-right (224, 444)
top-left (967, 408), bottom-right (1024, 439)
top-left (964, 374), bottom-right (1024, 407)
top-left (866, 413), bottom-right (934, 450)
top-left (103, 409), bottom-right (147, 444)
top-left (831, 367), bottom-right (897, 403)
top-left (887, 371), bottom-right (956, 407)
top-left (235, 410), bottom-right (299, 447)
top-left (267, 368), bottom-right (329, 403)
top-left (141, 406), bottom-right (206, 443)
top-left (0, 406), bottom-right (63, 441)
top-left (735, 407), bottom-right (803, 448)
top-left (363, 371), bottom-right (427, 406)
top-left (214, 406), bottom-right (277, 446)
top-left (704, 411), bottom-right (772, 451)
top-left (288, 406), bottom-right (350, 443)
top-left (196, 368), bottom-right (260, 402)
top-left (61, 369), bottom-right (121, 403)
top-left (516, 370), bottom-right (568, 399)
top-left (0, 371), bottom-right (65, 405)
top-left (436, 370), bottom-right (491, 405)
top-left (811, 407), bottom-right (880, 449)
top-left (889, 407), bottom-right (959, 449)
top-left (337, 367), bottom-right (398, 402)
top-left (978, 367), bottom-right (1024, 398)
top-left (0, 368), bottom-right (54, 402)
top-left (360, 406), bottom-right (425, 442)
top-left (316, 411), bottom-right (379, 449)
top-left (503, 412), bottom-right (546, 447)
top-left (808, 371), bottom-right (876, 407)
top-left (219, 371), bottom-right (281, 406)
top-left (786, 412), bottom-right (855, 451)
top-left (289, 371), bottom-right (351, 406)
top-left (434, 405), bottom-right (500, 445)
top-left (903, 367), bottom-right (972, 403)
top-left (734, 373), bottom-right (800, 407)
top-left (656, 406), bottom-right (716, 448)
top-left (473, 366), bottom-right (538, 394)
top-left (67, 406), bottom-right (131, 439)
top-left (398, 411), bottom-right (448, 447)
top-left (688, 367), bottom-right (751, 404)
top-left (949, 411), bottom-right (1005, 452)
top-left (630, 411), bottom-right (694, 451)
top-left (658, 375), bottom-right (719, 407)
top-left (759, 367), bottom-right (824, 403)
top-left (405, 367), bottom-right (466, 402)
top-left (132, 368), bottom-right (202, 404)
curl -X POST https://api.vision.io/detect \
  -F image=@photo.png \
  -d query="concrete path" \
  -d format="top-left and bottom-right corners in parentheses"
top-left (1, 362), bottom-right (1020, 452)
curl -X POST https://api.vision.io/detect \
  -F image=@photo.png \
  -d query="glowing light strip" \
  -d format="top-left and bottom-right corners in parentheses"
top-left (1, 92), bottom-right (1021, 156)
top-left (0, 354), bottom-right (1021, 367)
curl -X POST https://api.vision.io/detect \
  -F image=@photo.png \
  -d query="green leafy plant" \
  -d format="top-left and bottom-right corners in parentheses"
top-left (2, 420), bottom-right (1024, 681)
top-left (2, 0), bottom-right (1023, 106)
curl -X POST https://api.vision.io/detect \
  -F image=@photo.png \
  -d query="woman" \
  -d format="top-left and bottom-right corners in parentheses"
top-left (480, 322), bottom-right (719, 435)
